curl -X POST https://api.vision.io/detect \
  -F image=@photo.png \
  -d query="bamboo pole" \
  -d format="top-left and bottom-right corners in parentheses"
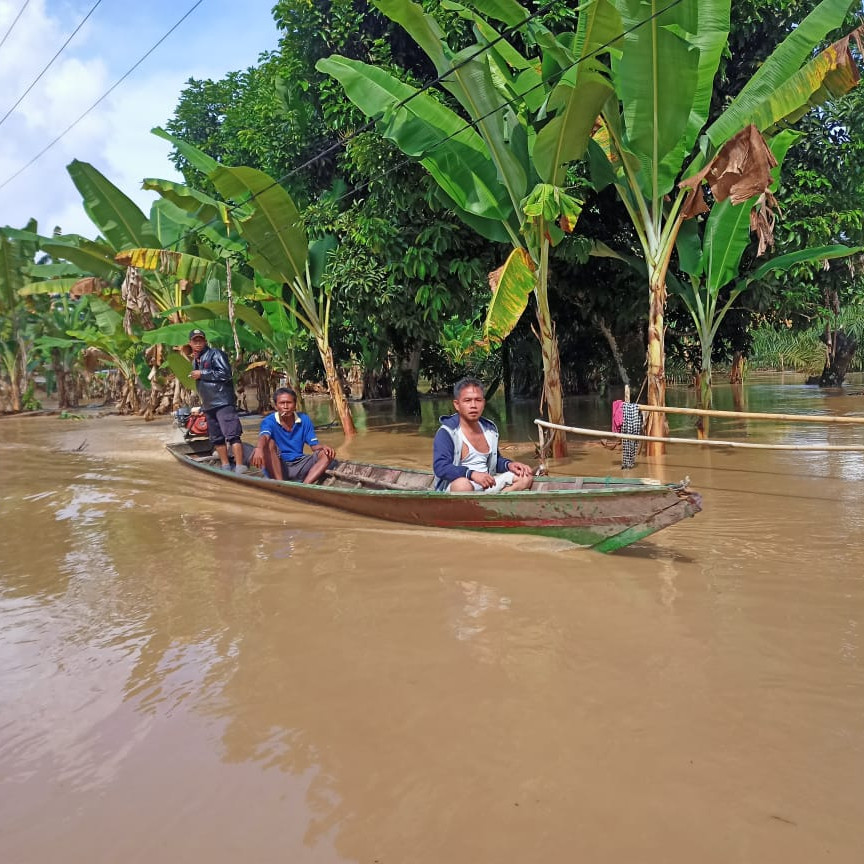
top-left (533, 419), bottom-right (864, 452)
top-left (636, 404), bottom-right (864, 424)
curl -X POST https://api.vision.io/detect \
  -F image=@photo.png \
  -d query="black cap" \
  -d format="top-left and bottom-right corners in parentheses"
top-left (189, 328), bottom-right (206, 339)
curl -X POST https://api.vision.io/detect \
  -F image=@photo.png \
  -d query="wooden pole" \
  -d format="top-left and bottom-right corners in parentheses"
top-left (533, 419), bottom-right (864, 452)
top-left (636, 404), bottom-right (864, 424)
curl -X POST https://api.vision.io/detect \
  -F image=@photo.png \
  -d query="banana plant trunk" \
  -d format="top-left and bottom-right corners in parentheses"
top-left (7, 368), bottom-right (22, 412)
top-left (52, 349), bottom-right (77, 410)
top-left (1, 346), bottom-right (22, 412)
top-left (535, 236), bottom-right (567, 458)
top-left (696, 349), bottom-right (713, 440)
top-left (317, 339), bottom-right (356, 435)
top-left (645, 268), bottom-right (668, 456)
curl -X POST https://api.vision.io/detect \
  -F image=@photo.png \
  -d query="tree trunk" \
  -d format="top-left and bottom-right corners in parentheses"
top-left (51, 349), bottom-right (78, 410)
top-left (317, 340), bottom-right (356, 434)
top-left (393, 347), bottom-right (422, 416)
top-left (7, 371), bottom-right (21, 412)
top-left (502, 339), bottom-right (511, 404)
top-left (645, 269), bottom-right (668, 456)
top-left (729, 351), bottom-right (746, 385)
top-left (817, 328), bottom-right (857, 387)
top-left (695, 351), bottom-right (712, 440)
top-left (596, 315), bottom-right (630, 389)
top-left (362, 364), bottom-right (392, 400)
top-left (534, 238), bottom-right (567, 457)
top-left (119, 376), bottom-right (141, 414)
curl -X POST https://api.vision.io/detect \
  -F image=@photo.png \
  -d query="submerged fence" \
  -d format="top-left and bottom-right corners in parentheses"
top-left (535, 403), bottom-right (864, 468)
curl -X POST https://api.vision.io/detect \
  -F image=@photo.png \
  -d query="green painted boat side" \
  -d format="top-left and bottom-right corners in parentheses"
top-left (166, 442), bottom-right (702, 552)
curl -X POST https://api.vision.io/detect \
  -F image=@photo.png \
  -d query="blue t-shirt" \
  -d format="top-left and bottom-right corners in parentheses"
top-left (259, 411), bottom-right (319, 461)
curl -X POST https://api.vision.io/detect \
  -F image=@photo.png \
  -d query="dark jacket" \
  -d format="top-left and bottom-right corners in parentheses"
top-left (432, 413), bottom-right (511, 491)
top-left (193, 345), bottom-right (236, 411)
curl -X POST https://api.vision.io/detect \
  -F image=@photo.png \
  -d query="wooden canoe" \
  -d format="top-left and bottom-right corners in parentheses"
top-left (167, 441), bottom-right (702, 553)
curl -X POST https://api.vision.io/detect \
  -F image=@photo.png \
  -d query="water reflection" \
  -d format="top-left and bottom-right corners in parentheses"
top-left (1, 381), bottom-right (864, 863)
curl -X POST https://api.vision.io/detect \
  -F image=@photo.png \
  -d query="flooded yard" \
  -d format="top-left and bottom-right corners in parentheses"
top-left (2, 379), bottom-right (863, 862)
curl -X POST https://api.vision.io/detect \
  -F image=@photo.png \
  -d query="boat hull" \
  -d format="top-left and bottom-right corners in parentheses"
top-left (167, 442), bottom-right (701, 552)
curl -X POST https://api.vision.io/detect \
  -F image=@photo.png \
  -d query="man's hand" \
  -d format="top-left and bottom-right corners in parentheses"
top-left (190, 370), bottom-right (202, 380)
top-left (508, 461), bottom-right (533, 478)
top-left (249, 446), bottom-right (266, 468)
top-left (470, 471), bottom-right (496, 489)
top-left (315, 444), bottom-right (336, 461)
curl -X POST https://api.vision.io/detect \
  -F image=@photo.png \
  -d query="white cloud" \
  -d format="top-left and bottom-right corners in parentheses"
top-left (0, 0), bottom-right (278, 237)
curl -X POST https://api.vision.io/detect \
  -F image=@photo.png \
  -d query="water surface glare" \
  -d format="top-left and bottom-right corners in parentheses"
top-left (1, 384), bottom-right (864, 862)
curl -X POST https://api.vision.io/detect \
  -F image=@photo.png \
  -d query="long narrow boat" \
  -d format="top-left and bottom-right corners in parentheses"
top-left (167, 441), bottom-right (702, 553)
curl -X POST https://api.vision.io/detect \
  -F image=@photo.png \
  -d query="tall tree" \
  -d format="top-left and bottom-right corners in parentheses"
top-left (592, 0), bottom-right (861, 452)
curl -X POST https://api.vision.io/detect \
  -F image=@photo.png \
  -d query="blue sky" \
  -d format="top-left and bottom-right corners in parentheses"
top-left (0, 0), bottom-right (280, 236)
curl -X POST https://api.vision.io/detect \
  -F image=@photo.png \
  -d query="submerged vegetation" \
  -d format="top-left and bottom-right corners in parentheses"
top-left (2, 0), bottom-right (864, 427)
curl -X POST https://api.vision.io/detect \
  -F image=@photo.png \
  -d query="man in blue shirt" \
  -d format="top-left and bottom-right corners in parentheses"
top-left (249, 387), bottom-right (336, 483)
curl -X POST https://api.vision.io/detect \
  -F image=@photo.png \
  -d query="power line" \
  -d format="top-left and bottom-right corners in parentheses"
top-left (0, 0), bottom-right (207, 193)
top-left (163, 0), bottom-right (684, 255)
top-left (0, 0), bottom-right (105, 131)
top-left (159, 0), bottom-right (615, 251)
top-left (0, 0), bottom-right (30, 54)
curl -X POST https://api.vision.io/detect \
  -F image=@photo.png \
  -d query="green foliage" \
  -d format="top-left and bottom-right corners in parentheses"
top-left (749, 325), bottom-right (827, 371)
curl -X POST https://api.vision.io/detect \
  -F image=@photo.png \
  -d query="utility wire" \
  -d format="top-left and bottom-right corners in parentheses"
top-left (162, 0), bottom-right (684, 255)
top-left (0, 0), bottom-right (206, 193)
top-left (158, 0), bottom-right (570, 249)
top-left (0, 0), bottom-right (30, 54)
top-left (0, 0), bottom-right (105, 131)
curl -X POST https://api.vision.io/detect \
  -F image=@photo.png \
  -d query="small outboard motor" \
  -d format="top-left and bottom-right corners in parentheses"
top-left (174, 406), bottom-right (209, 440)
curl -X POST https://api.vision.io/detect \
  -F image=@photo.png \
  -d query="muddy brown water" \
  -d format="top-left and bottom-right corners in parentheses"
top-left (2, 380), bottom-right (864, 863)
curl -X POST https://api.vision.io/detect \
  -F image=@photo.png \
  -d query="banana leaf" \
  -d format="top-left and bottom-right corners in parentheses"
top-left (533, 0), bottom-right (622, 184)
top-left (40, 237), bottom-right (123, 281)
top-left (67, 160), bottom-right (159, 251)
top-left (372, 0), bottom-right (528, 208)
top-left (700, 130), bottom-right (799, 292)
top-left (143, 177), bottom-right (249, 249)
top-left (484, 247), bottom-right (536, 342)
top-left (210, 166), bottom-right (308, 287)
top-left (165, 350), bottom-right (193, 388)
top-left (116, 248), bottom-right (212, 284)
top-left (19, 277), bottom-right (98, 297)
top-left (152, 127), bottom-right (221, 177)
top-left (453, 0), bottom-right (529, 28)
top-left (705, 0), bottom-right (856, 147)
top-left (534, 68), bottom-right (614, 184)
top-left (743, 244), bottom-right (864, 285)
top-left (316, 55), bottom-right (513, 222)
top-left (611, 0), bottom-right (702, 199)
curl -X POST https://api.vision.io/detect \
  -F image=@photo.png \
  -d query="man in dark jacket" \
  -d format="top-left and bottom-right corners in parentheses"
top-left (188, 328), bottom-right (246, 473)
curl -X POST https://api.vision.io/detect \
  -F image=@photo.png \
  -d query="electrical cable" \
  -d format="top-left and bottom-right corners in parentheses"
top-left (0, 0), bottom-right (206, 193)
top-left (0, 0), bottom-right (105, 131)
top-left (0, 0), bottom-right (30, 54)
top-left (160, 0), bottom-right (684, 255)
top-left (152, 0), bottom-right (575, 251)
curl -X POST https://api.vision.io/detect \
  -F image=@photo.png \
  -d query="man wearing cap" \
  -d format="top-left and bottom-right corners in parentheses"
top-left (188, 328), bottom-right (246, 473)
top-left (249, 387), bottom-right (336, 483)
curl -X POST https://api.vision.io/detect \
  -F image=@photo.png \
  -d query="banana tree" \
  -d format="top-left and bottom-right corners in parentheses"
top-left (46, 296), bottom-right (148, 413)
top-left (591, 0), bottom-right (862, 453)
top-left (122, 153), bottom-right (355, 431)
top-left (203, 167), bottom-right (357, 433)
top-left (318, 0), bottom-right (616, 456)
top-left (671, 128), bottom-right (863, 435)
top-left (33, 294), bottom-right (96, 409)
top-left (0, 224), bottom-right (42, 412)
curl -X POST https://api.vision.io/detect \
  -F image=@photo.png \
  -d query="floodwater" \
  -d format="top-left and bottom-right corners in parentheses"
top-left (2, 377), bottom-right (864, 863)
